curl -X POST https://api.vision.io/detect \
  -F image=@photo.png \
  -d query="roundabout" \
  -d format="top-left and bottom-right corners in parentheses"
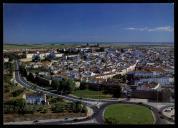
top-left (11, 60), bottom-right (173, 125)
top-left (103, 103), bottom-right (155, 124)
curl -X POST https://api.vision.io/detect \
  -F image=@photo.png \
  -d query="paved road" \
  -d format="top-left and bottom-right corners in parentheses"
top-left (12, 60), bottom-right (174, 125)
top-left (15, 60), bottom-right (104, 107)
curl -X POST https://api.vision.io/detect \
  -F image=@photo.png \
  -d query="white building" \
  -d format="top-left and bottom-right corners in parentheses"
top-left (23, 92), bottom-right (47, 105)
top-left (26, 54), bottom-right (34, 59)
top-left (4, 58), bottom-right (9, 63)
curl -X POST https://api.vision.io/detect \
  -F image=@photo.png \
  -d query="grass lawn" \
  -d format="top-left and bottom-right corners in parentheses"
top-left (72, 89), bottom-right (112, 99)
top-left (104, 104), bottom-right (154, 124)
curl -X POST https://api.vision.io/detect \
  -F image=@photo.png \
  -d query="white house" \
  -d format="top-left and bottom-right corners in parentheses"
top-left (26, 54), bottom-right (34, 59)
top-left (4, 58), bottom-right (9, 62)
top-left (23, 92), bottom-right (47, 105)
top-left (56, 54), bottom-right (63, 58)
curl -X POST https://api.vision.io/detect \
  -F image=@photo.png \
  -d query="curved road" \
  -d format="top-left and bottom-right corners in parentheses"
top-left (13, 60), bottom-right (173, 125)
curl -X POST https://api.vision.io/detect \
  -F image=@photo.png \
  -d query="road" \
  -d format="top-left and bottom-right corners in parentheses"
top-left (10, 60), bottom-right (174, 125)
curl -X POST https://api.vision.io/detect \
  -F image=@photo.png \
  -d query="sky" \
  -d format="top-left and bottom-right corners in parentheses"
top-left (3, 3), bottom-right (174, 44)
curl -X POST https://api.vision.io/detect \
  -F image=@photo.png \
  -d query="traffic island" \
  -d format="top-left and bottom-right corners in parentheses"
top-left (104, 103), bottom-right (155, 124)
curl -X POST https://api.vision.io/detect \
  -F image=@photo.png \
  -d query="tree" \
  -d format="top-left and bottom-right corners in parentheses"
top-left (50, 97), bottom-right (63, 104)
top-left (112, 74), bottom-right (127, 83)
top-left (51, 102), bottom-right (65, 113)
top-left (64, 79), bottom-right (75, 94)
top-left (19, 64), bottom-right (27, 77)
top-left (41, 108), bottom-right (48, 113)
top-left (79, 82), bottom-right (87, 90)
top-left (104, 85), bottom-right (122, 98)
top-left (8, 54), bottom-right (17, 62)
top-left (51, 79), bottom-right (60, 90)
top-left (112, 85), bottom-right (122, 98)
top-left (72, 101), bottom-right (83, 113)
top-left (11, 88), bottom-right (25, 97)
top-left (51, 78), bottom-right (76, 94)
top-left (5, 98), bottom-right (26, 113)
top-left (27, 72), bottom-right (35, 82)
top-left (24, 105), bottom-right (34, 114)
top-left (35, 76), bottom-right (50, 87)
top-left (81, 105), bottom-right (87, 113)
top-left (15, 98), bottom-right (26, 113)
top-left (9, 62), bottom-right (14, 74)
top-left (59, 79), bottom-right (75, 94)
top-left (161, 89), bottom-right (172, 102)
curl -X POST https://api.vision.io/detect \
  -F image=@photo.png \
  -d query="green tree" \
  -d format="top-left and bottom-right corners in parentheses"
top-left (54, 79), bottom-right (76, 94)
top-left (5, 98), bottom-right (26, 113)
top-left (19, 64), bottom-right (27, 77)
top-left (112, 85), bottom-right (121, 98)
top-left (79, 82), bottom-right (87, 90)
top-left (51, 79), bottom-right (60, 90)
top-left (64, 79), bottom-right (75, 94)
top-left (81, 105), bottom-right (87, 113)
top-left (161, 89), bottom-right (172, 102)
top-left (72, 101), bottom-right (83, 113)
top-left (24, 105), bottom-right (35, 114)
top-left (51, 102), bottom-right (65, 113)
top-left (15, 98), bottom-right (26, 113)
top-left (9, 62), bottom-right (14, 74)
top-left (27, 72), bottom-right (35, 82)
top-left (11, 88), bottom-right (25, 97)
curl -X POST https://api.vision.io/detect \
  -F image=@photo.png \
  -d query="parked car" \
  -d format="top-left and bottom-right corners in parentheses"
top-left (33, 120), bottom-right (39, 123)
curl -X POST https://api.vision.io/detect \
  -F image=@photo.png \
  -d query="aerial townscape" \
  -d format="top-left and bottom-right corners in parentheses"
top-left (3, 3), bottom-right (174, 125)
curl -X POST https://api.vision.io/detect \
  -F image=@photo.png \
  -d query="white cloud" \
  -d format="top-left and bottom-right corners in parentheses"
top-left (148, 26), bottom-right (174, 32)
top-left (125, 26), bottom-right (174, 32)
top-left (126, 27), bottom-right (137, 30)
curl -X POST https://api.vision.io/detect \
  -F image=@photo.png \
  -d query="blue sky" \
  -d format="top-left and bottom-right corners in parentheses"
top-left (3, 3), bottom-right (174, 43)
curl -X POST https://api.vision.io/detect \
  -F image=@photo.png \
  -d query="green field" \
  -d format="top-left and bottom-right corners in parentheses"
top-left (104, 104), bottom-right (154, 124)
top-left (72, 89), bottom-right (112, 99)
top-left (3, 44), bottom-right (79, 50)
top-left (3, 43), bottom-right (173, 50)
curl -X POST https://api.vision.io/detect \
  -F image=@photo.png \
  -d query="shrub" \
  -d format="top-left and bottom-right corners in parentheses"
top-left (4, 105), bottom-right (15, 114)
top-left (79, 82), bottom-right (87, 90)
top-left (41, 108), bottom-right (48, 113)
top-left (4, 98), bottom-right (26, 114)
top-left (11, 88), bottom-right (25, 97)
top-left (81, 105), bottom-right (87, 113)
top-left (50, 97), bottom-right (64, 104)
top-left (24, 105), bottom-right (35, 114)
top-left (51, 103), bottom-right (65, 113)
